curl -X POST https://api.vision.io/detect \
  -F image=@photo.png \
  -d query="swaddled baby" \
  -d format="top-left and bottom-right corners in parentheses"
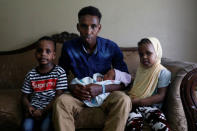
top-left (71, 69), bottom-right (131, 107)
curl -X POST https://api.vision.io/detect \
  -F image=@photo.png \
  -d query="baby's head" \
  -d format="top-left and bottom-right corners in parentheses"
top-left (96, 76), bottom-right (103, 82)
top-left (138, 37), bottom-right (162, 68)
top-left (103, 69), bottom-right (115, 81)
top-left (35, 36), bottom-right (56, 66)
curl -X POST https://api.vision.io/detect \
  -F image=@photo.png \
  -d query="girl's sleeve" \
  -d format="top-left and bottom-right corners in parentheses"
top-left (158, 69), bottom-right (171, 88)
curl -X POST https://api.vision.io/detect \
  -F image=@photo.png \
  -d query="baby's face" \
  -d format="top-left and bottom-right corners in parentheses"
top-left (96, 76), bottom-right (103, 82)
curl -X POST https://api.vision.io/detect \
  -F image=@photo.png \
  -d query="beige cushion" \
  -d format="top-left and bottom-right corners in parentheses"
top-left (75, 108), bottom-right (105, 129)
top-left (122, 50), bottom-right (139, 75)
top-left (0, 89), bottom-right (22, 130)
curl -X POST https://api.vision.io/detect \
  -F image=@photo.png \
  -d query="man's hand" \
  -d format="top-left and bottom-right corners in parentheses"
top-left (85, 83), bottom-right (102, 97)
top-left (70, 84), bottom-right (91, 101)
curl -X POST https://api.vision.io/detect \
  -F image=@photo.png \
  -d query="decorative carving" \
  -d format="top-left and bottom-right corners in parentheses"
top-left (52, 31), bottom-right (79, 44)
top-left (180, 68), bottom-right (197, 131)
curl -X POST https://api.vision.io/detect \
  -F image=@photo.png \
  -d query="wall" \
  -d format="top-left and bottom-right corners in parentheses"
top-left (0, 0), bottom-right (197, 62)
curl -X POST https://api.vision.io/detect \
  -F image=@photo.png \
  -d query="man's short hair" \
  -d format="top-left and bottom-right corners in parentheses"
top-left (78, 6), bottom-right (102, 22)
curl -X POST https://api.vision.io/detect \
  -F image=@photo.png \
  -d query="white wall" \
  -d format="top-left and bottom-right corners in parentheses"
top-left (0, 0), bottom-right (197, 62)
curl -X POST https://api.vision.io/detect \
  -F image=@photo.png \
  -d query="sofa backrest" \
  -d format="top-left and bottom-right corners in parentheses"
top-left (121, 47), bottom-right (139, 76)
top-left (0, 37), bottom-right (140, 89)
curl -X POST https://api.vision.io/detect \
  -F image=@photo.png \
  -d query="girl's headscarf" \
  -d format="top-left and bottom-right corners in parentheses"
top-left (128, 37), bottom-right (165, 99)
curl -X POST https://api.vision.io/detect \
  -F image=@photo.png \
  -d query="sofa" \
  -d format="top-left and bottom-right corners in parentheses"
top-left (0, 31), bottom-right (197, 131)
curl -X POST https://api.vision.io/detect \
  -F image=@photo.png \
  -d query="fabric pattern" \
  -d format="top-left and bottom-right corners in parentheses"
top-left (126, 106), bottom-right (170, 131)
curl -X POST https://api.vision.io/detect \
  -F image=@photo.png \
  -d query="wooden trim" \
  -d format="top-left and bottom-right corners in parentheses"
top-left (0, 31), bottom-right (79, 55)
top-left (180, 68), bottom-right (197, 131)
top-left (0, 31), bottom-right (138, 55)
top-left (0, 42), bottom-right (37, 55)
top-left (120, 47), bottom-right (138, 51)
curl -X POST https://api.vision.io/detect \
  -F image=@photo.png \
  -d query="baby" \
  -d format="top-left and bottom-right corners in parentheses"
top-left (71, 69), bottom-right (131, 107)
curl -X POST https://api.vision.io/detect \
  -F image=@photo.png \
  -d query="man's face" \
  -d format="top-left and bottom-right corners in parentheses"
top-left (77, 15), bottom-right (101, 46)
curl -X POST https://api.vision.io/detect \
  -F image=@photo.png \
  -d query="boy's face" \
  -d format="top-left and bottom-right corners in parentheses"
top-left (35, 40), bottom-right (56, 66)
top-left (77, 15), bottom-right (101, 46)
top-left (138, 43), bottom-right (157, 68)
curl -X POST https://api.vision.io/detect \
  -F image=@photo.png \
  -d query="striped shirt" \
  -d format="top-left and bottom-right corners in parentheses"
top-left (21, 65), bottom-right (67, 109)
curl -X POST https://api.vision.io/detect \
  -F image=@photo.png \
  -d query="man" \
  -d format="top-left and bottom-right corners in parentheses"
top-left (53, 6), bottom-right (132, 131)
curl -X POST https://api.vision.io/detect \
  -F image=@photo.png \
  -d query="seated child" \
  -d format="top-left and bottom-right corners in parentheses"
top-left (126, 37), bottom-right (171, 131)
top-left (71, 69), bottom-right (131, 107)
top-left (21, 36), bottom-right (67, 131)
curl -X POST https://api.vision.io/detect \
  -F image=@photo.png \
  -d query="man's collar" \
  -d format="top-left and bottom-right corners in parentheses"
top-left (82, 44), bottom-right (97, 54)
top-left (81, 37), bottom-right (100, 54)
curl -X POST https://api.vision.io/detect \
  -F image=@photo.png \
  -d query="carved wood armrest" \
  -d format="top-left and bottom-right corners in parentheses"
top-left (180, 68), bottom-right (197, 131)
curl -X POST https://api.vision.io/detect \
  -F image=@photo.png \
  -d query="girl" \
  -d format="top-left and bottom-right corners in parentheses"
top-left (126, 37), bottom-right (171, 131)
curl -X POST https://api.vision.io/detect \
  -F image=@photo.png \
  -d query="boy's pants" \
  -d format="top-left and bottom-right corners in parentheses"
top-left (53, 91), bottom-right (132, 131)
top-left (22, 113), bottom-right (52, 131)
top-left (125, 106), bottom-right (170, 131)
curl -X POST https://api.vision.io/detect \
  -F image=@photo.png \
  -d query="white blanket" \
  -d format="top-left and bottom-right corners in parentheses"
top-left (71, 73), bottom-right (120, 107)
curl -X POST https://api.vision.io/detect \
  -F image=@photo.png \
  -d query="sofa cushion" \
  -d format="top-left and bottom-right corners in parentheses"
top-left (122, 49), bottom-right (139, 75)
top-left (75, 107), bottom-right (106, 129)
top-left (0, 51), bottom-right (37, 89)
top-left (0, 89), bottom-right (22, 130)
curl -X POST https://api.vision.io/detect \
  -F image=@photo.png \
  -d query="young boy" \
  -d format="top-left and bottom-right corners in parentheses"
top-left (21, 36), bottom-right (67, 131)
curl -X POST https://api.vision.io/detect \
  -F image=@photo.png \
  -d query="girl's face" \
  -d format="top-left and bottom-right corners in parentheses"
top-left (138, 43), bottom-right (157, 68)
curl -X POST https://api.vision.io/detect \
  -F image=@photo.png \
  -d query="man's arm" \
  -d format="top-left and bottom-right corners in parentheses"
top-left (85, 83), bottom-right (125, 97)
top-left (111, 44), bottom-right (129, 73)
top-left (69, 84), bottom-right (91, 101)
top-left (111, 44), bottom-right (131, 90)
top-left (59, 44), bottom-right (71, 74)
